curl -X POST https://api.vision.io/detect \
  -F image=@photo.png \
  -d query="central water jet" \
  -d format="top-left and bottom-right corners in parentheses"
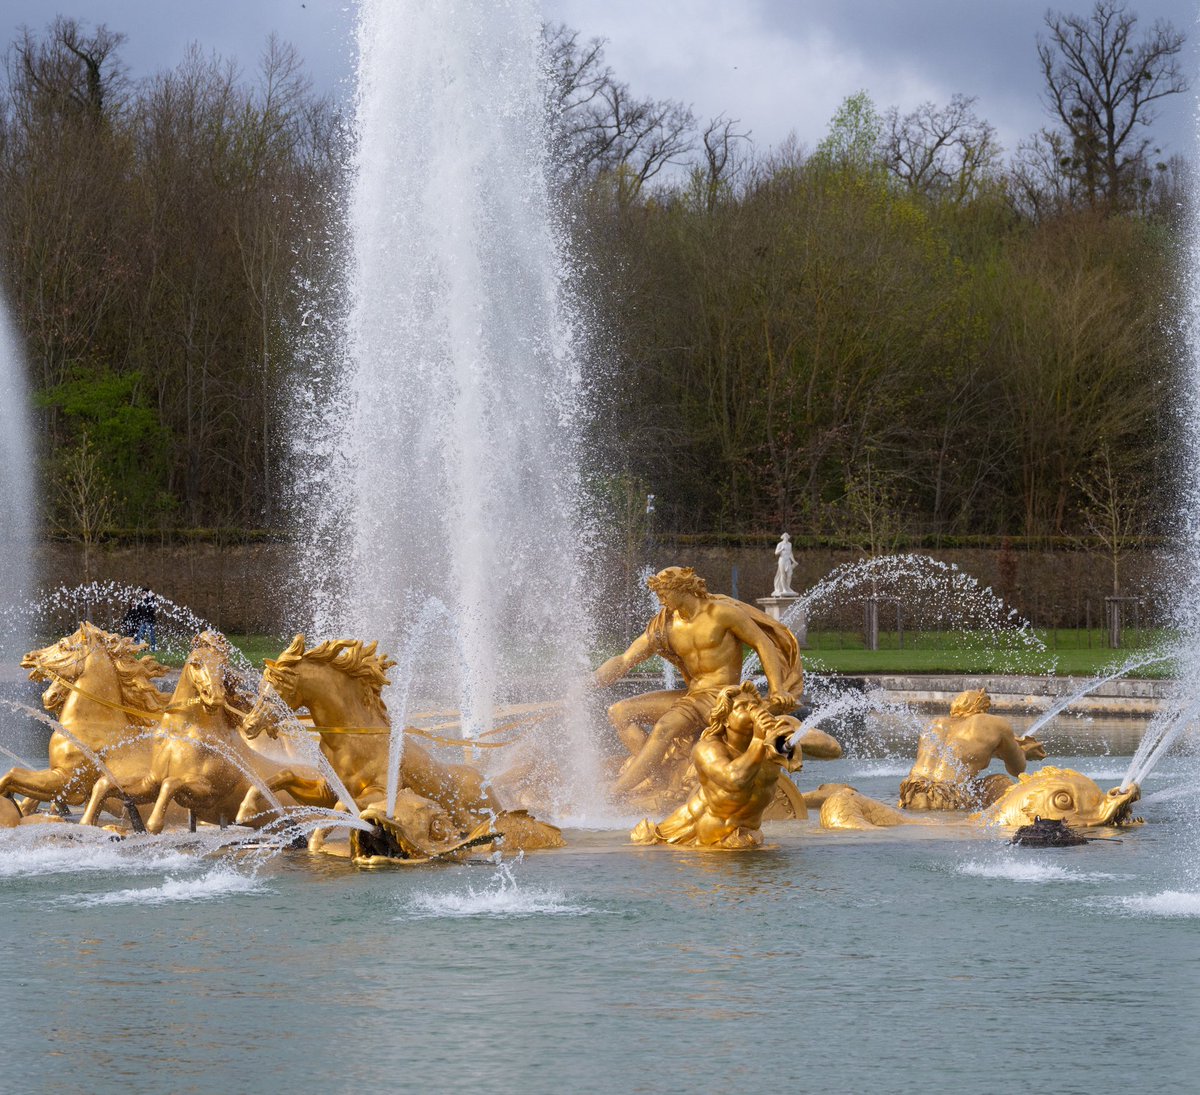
top-left (299, 1), bottom-right (600, 812)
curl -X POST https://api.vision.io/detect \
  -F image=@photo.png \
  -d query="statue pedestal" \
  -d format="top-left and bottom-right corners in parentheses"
top-left (757, 596), bottom-right (806, 646)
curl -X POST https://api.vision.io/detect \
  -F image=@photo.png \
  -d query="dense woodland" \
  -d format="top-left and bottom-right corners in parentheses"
top-left (0, 4), bottom-right (1187, 565)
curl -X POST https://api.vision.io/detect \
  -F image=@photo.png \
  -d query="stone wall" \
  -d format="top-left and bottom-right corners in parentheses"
top-left (39, 541), bottom-right (291, 635)
top-left (625, 541), bottom-right (1168, 634)
top-left (37, 539), bottom-right (1168, 635)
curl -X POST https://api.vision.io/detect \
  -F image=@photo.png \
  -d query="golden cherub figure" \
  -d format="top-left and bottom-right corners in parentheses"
top-left (595, 566), bottom-right (804, 798)
top-left (631, 682), bottom-right (798, 850)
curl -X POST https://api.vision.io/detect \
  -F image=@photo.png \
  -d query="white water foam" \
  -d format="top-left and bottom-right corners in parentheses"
top-left (402, 883), bottom-right (589, 920)
top-left (0, 838), bottom-right (197, 879)
top-left (1100, 891), bottom-right (1200, 918)
top-left (63, 866), bottom-right (265, 907)
top-left (846, 762), bottom-right (911, 779)
top-left (956, 858), bottom-right (1117, 884)
top-left (401, 857), bottom-right (589, 920)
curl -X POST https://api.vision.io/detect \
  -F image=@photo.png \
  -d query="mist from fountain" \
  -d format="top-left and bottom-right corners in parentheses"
top-left (0, 288), bottom-right (34, 665)
top-left (742, 553), bottom-right (1046, 682)
top-left (1023, 651), bottom-right (1172, 740)
top-left (292, 0), bottom-right (601, 818)
top-left (1115, 90), bottom-right (1200, 797)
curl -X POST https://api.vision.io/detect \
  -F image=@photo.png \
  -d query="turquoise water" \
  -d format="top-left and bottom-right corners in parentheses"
top-left (1, 747), bottom-right (1198, 1094)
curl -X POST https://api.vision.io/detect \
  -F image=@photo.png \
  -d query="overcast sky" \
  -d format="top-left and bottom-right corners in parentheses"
top-left (1, 0), bottom-right (1197, 160)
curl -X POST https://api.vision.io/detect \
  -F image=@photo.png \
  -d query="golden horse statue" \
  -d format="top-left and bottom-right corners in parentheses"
top-left (0, 623), bottom-right (168, 819)
top-left (818, 767), bottom-right (1141, 831)
top-left (78, 631), bottom-right (305, 833)
top-left (237, 635), bottom-right (564, 862)
top-left (631, 682), bottom-right (803, 850)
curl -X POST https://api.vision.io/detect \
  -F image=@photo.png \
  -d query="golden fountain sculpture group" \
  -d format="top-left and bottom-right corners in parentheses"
top-left (0, 567), bottom-right (1141, 863)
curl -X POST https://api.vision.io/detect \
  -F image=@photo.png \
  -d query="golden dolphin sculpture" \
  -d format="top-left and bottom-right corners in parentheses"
top-left (819, 767), bottom-right (1141, 831)
top-left (972, 766), bottom-right (1141, 828)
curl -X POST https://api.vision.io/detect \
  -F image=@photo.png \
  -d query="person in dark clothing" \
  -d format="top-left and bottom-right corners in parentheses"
top-left (125, 587), bottom-right (157, 651)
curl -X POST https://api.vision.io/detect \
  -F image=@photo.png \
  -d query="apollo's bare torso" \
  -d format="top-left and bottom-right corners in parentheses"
top-left (665, 602), bottom-right (753, 690)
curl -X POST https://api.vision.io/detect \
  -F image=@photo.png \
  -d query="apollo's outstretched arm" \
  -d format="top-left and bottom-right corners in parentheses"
top-left (593, 631), bottom-right (655, 688)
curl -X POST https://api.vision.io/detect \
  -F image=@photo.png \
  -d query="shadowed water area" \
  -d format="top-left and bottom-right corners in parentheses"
top-left (2, 725), bottom-right (1197, 1093)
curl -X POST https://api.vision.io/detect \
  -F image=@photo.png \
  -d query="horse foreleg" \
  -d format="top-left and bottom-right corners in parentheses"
top-left (237, 769), bottom-right (336, 826)
top-left (272, 769), bottom-right (336, 810)
top-left (82, 774), bottom-right (157, 828)
top-left (0, 767), bottom-right (70, 808)
top-left (81, 777), bottom-right (116, 826)
top-left (235, 786), bottom-right (268, 825)
top-left (147, 778), bottom-right (185, 834)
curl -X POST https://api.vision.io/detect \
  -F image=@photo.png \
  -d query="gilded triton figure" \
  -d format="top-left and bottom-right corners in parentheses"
top-left (594, 566), bottom-right (805, 798)
top-left (631, 682), bottom-right (798, 849)
top-left (898, 688), bottom-right (1047, 811)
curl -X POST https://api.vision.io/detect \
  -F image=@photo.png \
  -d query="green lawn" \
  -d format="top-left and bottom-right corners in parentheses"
top-left (167, 629), bottom-right (1173, 681)
top-left (149, 633), bottom-right (288, 669)
top-left (223, 634), bottom-right (290, 668)
top-left (801, 629), bottom-right (1174, 678)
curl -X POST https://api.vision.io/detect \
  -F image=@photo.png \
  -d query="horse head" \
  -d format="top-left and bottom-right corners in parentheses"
top-left (176, 631), bottom-right (234, 716)
top-left (22, 622), bottom-right (168, 720)
top-left (240, 634), bottom-right (304, 741)
top-left (247, 634), bottom-right (396, 735)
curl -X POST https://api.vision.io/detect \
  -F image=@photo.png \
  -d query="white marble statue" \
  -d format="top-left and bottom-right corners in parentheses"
top-left (772, 532), bottom-right (798, 597)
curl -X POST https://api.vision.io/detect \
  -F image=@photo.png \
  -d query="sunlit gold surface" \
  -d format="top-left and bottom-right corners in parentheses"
top-left (898, 688), bottom-right (1046, 811)
top-left (972, 767), bottom-right (1141, 828)
top-left (819, 767), bottom-right (1140, 831)
top-left (630, 683), bottom-right (798, 849)
top-left (596, 567), bottom-right (805, 800)
top-left (77, 631), bottom-right (287, 832)
top-left (239, 634), bottom-right (563, 861)
top-left (819, 788), bottom-right (939, 830)
top-left (0, 623), bottom-right (168, 814)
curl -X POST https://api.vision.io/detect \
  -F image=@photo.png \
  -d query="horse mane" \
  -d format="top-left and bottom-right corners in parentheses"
top-left (31, 622), bottom-right (170, 722)
top-left (264, 634), bottom-right (396, 722)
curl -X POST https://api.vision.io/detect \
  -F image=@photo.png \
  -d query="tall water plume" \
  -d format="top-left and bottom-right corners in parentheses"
top-left (304, 0), bottom-right (600, 805)
top-left (0, 287), bottom-right (35, 661)
top-left (1118, 85), bottom-right (1200, 797)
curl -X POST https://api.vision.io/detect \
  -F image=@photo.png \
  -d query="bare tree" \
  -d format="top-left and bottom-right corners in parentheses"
top-left (1038, 1), bottom-right (1187, 211)
top-left (13, 17), bottom-right (127, 126)
top-left (543, 23), bottom-right (694, 197)
top-left (53, 433), bottom-right (113, 581)
top-left (1009, 128), bottom-right (1079, 219)
top-left (1074, 446), bottom-right (1146, 597)
top-left (882, 94), bottom-right (1000, 202)
top-left (687, 114), bottom-right (751, 213)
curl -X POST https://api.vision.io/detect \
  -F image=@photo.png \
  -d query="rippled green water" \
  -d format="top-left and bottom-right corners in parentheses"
top-left (2, 747), bottom-right (1198, 1094)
